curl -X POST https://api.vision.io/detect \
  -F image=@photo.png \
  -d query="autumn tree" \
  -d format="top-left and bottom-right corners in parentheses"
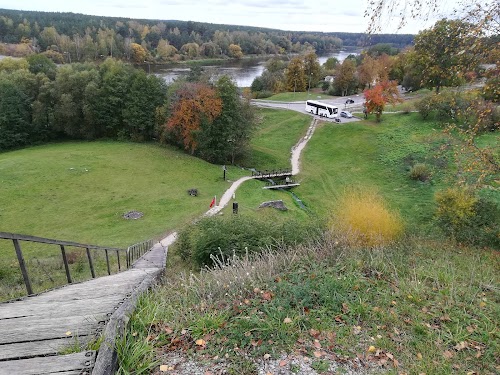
top-left (364, 80), bottom-right (403, 122)
top-left (165, 83), bottom-right (222, 154)
top-left (357, 55), bottom-right (379, 89)
top-left (198, 76), bottom-right (255, 164)
top-left (414, 19), bottom-right (478, 93)
top-left (333, 59), bottom-right (357, 96)
top-left (303, 51), bottom-right (321, 90)
top-left (228, 44), bottom-right (243, 59)
top-left (130, 43), bottom-right (147, 63)
top-left (285, 57), bottom-right (306, 92)
top-left (180, 43), bottom-right (200, 59)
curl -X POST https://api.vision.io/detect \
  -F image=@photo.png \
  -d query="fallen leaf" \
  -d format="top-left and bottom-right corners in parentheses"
top-left (440, 314), bottom-right (451, 322)
top-left (159, 365), bottom-right (174, 372)
top-left (309, 328), bottom-right (320, 337)
top-left (164, 327), bottom-right (173, 335)
top-left (475, 351), bottom-right (482, 358)
top-left (368, 346), bottom-right (376, 353)
top-left (283, 317), bottom-right (292, 324)
top-left (313, 340), bottom-right (322, 349)
top-left (244, 331), bottom-right (252, 337)
top-left (65, 331), bottom-right (72, 336)
top-left (263, 353), bottom-right (271, 360)
top-left (386, 352), bottom-right (394, 360)
top-left (454, 341), bottom-right (468, 351)
top-left (353, 326), bottom-right (362, 335)
top-left (262, 291), bottom-right (273, 301)
top-left (417, 352), bottom-right (423, 360)
top-left (195, 339), bottom-right (206, 346)
top-left (466, 326), bottom-right (475, 333)
top-left (479, 301), bottom-right (486, 308)
top-left (443, 350), bottom-right (454, 359)
top-left (279, 359), bottom-right (288, 367)
top-left (342, 303), bottom-right (349, 313)
top-left (313, 351), bottom-right (322, 358)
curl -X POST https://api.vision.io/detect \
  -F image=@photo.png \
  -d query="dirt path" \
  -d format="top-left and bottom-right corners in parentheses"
top-left (159, 117), bottom-right (318, 246)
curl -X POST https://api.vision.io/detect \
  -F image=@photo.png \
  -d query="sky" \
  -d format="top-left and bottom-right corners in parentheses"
top-left (0, 0), bottom-right (464, 34)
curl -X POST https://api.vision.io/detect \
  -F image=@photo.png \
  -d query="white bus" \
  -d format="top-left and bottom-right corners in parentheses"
top-left (305, 100), bottom-right (339, 119)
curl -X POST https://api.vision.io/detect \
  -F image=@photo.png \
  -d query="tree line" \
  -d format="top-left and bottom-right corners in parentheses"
top-left (0, 8), bottom-right (414, 63)
top-left (0, 55), bottom-right (255, 164)
top-left (251, 19), bottom-right (498, 101)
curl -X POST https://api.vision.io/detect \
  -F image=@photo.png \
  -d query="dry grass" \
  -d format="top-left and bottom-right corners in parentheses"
top-left (330, 189), bottom-right (404, 247)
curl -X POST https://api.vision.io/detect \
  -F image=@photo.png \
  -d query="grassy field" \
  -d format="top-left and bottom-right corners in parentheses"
top-left (0, 141), bottom-right (247, 300)
top-left (296, 113), bottom-right (462, 231)
top-left (243, 107), bottom-right (312, 171)
top-left (263, 90), bottom-right (336, 102)
top-left (0, 141), bottom-right (248, 246)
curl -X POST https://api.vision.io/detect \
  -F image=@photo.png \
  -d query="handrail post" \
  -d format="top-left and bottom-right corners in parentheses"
top-left (116, 250), bottom-right (121, 271)
top-left (105, 249), bottom-right (111, 275)
top-left (86, 248), bottom-right (95, 278)
top-left (13, 239), bottom-right (33, 295)
top-left (60, 245), bottom-right (72, 284)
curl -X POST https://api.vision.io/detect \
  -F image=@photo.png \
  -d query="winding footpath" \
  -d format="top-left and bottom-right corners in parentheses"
top-left (160, 117), bottom-right (319, 247)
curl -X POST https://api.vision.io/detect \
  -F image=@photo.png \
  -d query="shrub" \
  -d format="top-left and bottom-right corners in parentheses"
top-left (330, 190), bottom-right (403, 247)
top-left (253, 90), bottom-right (274, 99)
top-left (175, 215), bottom-right (322, 267)
top-left (415, 95), bottom-right (434, 120)
top-left (409, 163), bottom-right (431, 181)
top-left (435, 188), bottom-right (500, 247)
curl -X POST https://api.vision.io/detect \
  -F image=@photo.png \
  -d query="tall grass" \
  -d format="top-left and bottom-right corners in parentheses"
top-left (330, 189), bottom-right (404, 247)
top-left (121, 236), bottom-right (500, 374)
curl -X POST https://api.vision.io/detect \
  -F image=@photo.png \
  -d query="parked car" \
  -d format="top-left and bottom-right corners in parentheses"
top-left (345, 98), bottom-right (354, 104)
top-left (340, 110), bottom-right (353, 118)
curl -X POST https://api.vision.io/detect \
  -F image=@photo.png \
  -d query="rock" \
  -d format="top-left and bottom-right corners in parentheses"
top-left (123, 210), bottom-right (144, 220)
top-left (259, 200), bottom-right (288, 211)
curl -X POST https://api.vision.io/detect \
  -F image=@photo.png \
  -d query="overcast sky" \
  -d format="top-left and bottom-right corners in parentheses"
top-left (0, 0), bottom-right (463, 34)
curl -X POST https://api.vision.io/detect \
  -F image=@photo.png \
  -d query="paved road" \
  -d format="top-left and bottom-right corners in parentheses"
top-left (251, 94), bottom-right (365, 123)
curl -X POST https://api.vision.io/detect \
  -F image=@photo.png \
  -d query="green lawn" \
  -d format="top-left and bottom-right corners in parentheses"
top-left (264, 91), bottom-right (336, 102)
top-left (295, 113), bottom-right (467, 231)
top-left (0, 141), bottom-right (247, 247)
top-left (244, 107), bottom-right (311, 170)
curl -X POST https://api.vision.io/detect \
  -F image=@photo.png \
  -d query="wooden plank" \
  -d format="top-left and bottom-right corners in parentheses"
top-left (0, 315), bottom-right (104, 344)
top-left (0, 351), bottom-right (95, 375)
top-left (0, 336), bottom-right (91, 361)
top-left (0, 296), bottom-right (127, 320)
top-left (263, 183), bottom-right (300, 189)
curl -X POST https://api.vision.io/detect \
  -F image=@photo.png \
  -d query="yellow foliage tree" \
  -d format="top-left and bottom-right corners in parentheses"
top-left (130, 43), bottom-right (147, 63)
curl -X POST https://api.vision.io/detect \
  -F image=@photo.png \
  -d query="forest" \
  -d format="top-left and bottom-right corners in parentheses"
top-left (0, 8), bottom-right (413, 63)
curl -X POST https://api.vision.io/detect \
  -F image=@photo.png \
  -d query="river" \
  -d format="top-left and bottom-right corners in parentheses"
top-left (151, 48), bottom-right (360, 87)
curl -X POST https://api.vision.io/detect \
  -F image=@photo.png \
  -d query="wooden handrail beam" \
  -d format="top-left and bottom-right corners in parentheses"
top-left (0, 232), bottom-right (124, 252)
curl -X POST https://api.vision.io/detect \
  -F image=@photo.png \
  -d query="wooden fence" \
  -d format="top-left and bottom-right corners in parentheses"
top-left (0, 232), bottom-right (153, 297)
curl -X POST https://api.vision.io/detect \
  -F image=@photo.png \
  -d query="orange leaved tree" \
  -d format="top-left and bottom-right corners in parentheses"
top-left (166, 83), bottom-right (222, 154)
top-left (364, 80), bottom-right (403, 122)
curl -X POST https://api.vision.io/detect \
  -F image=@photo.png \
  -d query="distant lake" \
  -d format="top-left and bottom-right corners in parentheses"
top-left (152, 47), bottom-right (360, 87)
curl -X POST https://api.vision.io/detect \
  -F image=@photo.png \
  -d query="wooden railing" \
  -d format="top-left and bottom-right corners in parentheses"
top-left (126, 239), bottom-right (154, 267)
top-left (251, 168), bottom-right (292, 179)
top-left (0, 232), bottom-right (154, 297)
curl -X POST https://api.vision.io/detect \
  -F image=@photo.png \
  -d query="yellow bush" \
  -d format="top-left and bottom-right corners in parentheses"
top-left (330, 190), bottom-right (404, 247)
